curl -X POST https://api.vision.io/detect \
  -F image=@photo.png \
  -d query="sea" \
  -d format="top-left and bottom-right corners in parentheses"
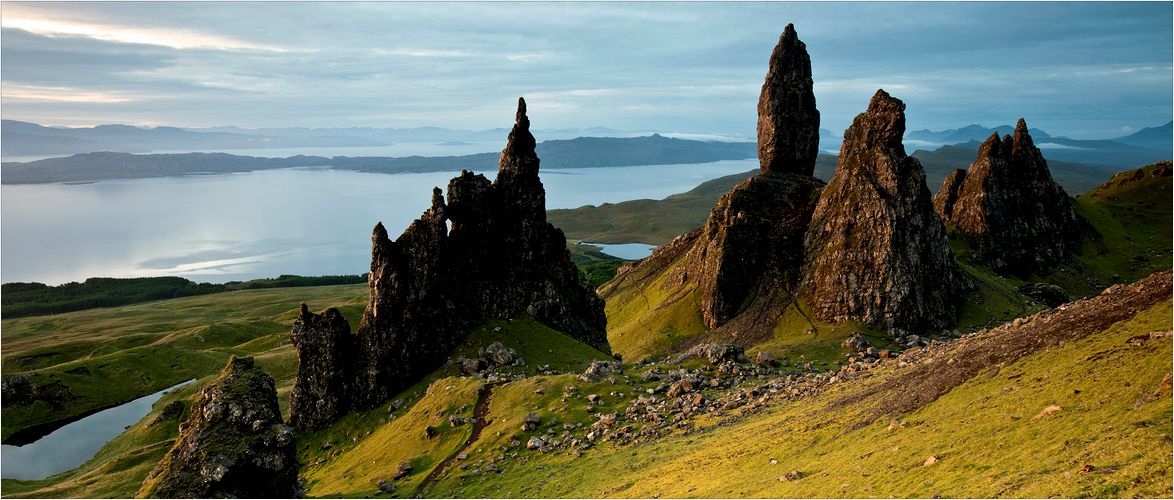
top-left (1, 144), bottom-right (755, 286)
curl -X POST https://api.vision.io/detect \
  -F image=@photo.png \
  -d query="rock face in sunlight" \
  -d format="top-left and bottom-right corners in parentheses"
top-left (287, 98), bottom-right (608, 431)
top-left (933, 120), bottom-right (1083, 275)
top-left (802, 90), bottom-right (970, 331)
top-left (137, 356), bottom-right (299, 499)
top-left (757, 23), bottom-right (821, 175)
top-left (605, 24), bottom-right (825, 346)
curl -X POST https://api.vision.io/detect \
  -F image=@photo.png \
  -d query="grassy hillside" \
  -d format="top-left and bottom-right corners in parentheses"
top-left (0, 284), bottom-right (370, 444)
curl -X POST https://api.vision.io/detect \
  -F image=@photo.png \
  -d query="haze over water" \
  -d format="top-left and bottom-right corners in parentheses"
top-left (1, 159), bottom-right (756, 286)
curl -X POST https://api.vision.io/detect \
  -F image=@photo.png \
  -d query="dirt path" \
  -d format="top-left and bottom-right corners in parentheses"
top-left (831, 268), bottom-right (1172, 424)
top-left (414, 381), bottom-right (503, 498)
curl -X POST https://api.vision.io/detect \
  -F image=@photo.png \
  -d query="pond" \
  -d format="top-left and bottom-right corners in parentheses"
top-left (1, 379), bottom-right (195, 480)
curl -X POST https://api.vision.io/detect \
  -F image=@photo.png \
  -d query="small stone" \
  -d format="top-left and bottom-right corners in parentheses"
top-left (1034, 405), bottom-right (1062, 418)
top-left (924, 456), bottom-right (937, 466)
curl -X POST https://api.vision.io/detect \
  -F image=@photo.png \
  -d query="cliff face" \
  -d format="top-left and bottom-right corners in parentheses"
top-left (933, 120), bottom-right (1083, 275)
top-left (137, 356), bottom-right (299, 499)
top-left (289, 98), bottom-right (608, 430)
top-left (801, 90), bottom-right (970, 331)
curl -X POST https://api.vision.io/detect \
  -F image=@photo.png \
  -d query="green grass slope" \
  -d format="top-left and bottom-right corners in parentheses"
top-left (469, 298), bottom-right (1169, 499)
top-left (1, 284), bottom-right (369, 443)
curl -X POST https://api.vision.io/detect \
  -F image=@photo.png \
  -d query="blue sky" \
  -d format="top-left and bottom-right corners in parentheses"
top-left (2, 1), bottom-right (1171, 140)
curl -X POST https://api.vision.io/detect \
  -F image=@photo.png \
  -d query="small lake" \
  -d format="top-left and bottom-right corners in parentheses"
top-left (582, 242), bottom-right (657, 260)
top-left (1, 159), bottom-right (755, 285)
top-left (1, 379), bottom-right (195, 480)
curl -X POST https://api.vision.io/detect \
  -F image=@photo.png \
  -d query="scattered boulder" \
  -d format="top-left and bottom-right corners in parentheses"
top-left (393, 462), bottom-right (413, 480)
top-left (841, 333), bottom-right (872, 352)
top-left (666, 380), bottom-right (695, 399)
top-left (136, 356), bottom-right (300, 499)
top-left (801, 89), bottom-right (970, 331)
top-left (377, 480), bottom-right (397, 494)
top-left (755, 351), bottom-right (777, 367)
top-left (673, 343), bottom-right (749, 365)
top-left (425, 426), bottom-right (438, 439)
top-left (1017, 283), bottom-right (1070, 308)
top-left (522, 413), bottom-right (541, 431)
top-left (483, 342), bottom-right (514, 365)
top-left (526, 436), bottom-right (546, 450)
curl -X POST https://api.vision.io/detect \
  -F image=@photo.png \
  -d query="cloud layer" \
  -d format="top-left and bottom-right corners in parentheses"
top-left (2, 2), bottom-right (1170, 139)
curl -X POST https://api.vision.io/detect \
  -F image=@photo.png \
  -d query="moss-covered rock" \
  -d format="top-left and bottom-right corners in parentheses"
top-left (136, 356), bottom-right (299, 498)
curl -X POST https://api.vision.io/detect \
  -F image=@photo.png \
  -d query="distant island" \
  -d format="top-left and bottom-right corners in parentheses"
top-left (0, 134), bottom-right (756, 184)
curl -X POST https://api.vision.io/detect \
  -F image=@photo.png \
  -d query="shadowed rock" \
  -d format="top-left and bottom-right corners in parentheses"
top-left (287, 304), bottom-right (354, 430)
top-left (137, 356), bottom-right (299, 498)
top-left (802, 89), bottom-right (970, 331)
top-left (757, 23), bottom-right (820, 175)
top-left (289, 99), bottom-right (608, 431)
top-left (933, 120), bottom-right (1083, 275)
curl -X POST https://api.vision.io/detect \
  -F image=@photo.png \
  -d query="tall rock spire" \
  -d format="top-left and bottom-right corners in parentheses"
top-left (757, 23), bottom-right (820, 175)
top-left (933, 118), bottom-right (1082, 275)
top-left (802, 89), bottom-right (969, 331)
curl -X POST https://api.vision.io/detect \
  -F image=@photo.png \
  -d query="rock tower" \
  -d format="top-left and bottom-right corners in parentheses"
top-left (801, 90), bottom-right (970, 331)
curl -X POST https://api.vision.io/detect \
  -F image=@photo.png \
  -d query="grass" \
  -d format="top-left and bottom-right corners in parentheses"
top-left (411, 299), bottom-right (1173, 499)
top-left (0, 284), bottom-right (369, 443)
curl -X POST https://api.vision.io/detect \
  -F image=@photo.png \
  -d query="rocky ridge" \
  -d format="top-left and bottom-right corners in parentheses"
top-left (933, 120), bottom-right (1083, 275)
top-left (136, 356), bottom-right (300, 498)
top-left (801, 89), bottom-right (970, 331)
top-left (288, 99), bottom-right (608, 431)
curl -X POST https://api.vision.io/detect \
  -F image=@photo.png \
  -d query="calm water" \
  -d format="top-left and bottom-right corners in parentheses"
top-left (583, 242), bottom-right (657, 260)
top-left (0, 379), bottom-right (195, 480)
top-left (1, 160), bottom-right (754, 285)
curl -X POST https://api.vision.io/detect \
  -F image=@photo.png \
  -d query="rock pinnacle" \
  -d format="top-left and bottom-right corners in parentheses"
top-left (757, 23), bottom-right (820, 175)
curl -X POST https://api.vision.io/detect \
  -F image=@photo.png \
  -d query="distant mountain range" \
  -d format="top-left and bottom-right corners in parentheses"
top-left (0, 120), bottom-right (756, 158)
top-left (0, 135), bottom-right (757, 184)
top-left (905, 121), bottom-right (1171, 170)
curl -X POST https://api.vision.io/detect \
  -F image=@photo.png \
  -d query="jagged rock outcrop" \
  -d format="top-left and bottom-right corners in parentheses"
top-left (757, 23), bottom-right (820, 175)
top-left (289, 98), bottom-right (608, 430)
top-left (801, 90), bottom-right (970, 331)
top-left (137, 356), bottom-right (299, 499)
top-left (933, 120), bottom-right (1083, 275)
top-left (287, 304), bottom-right (355, 430)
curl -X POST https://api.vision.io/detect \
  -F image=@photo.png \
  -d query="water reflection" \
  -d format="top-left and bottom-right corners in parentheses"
top-left (1, 160), bottom-right (754, 285)
top-left (1, 379), bottom-right (194, 480)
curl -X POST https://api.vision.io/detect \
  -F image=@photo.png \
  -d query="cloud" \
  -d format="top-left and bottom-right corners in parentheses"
top-left (1, 2), bottom-right (1170, 138)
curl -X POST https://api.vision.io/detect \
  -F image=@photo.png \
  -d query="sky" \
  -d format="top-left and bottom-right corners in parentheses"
top-left (1, 1), bottom-right (1171, 140)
